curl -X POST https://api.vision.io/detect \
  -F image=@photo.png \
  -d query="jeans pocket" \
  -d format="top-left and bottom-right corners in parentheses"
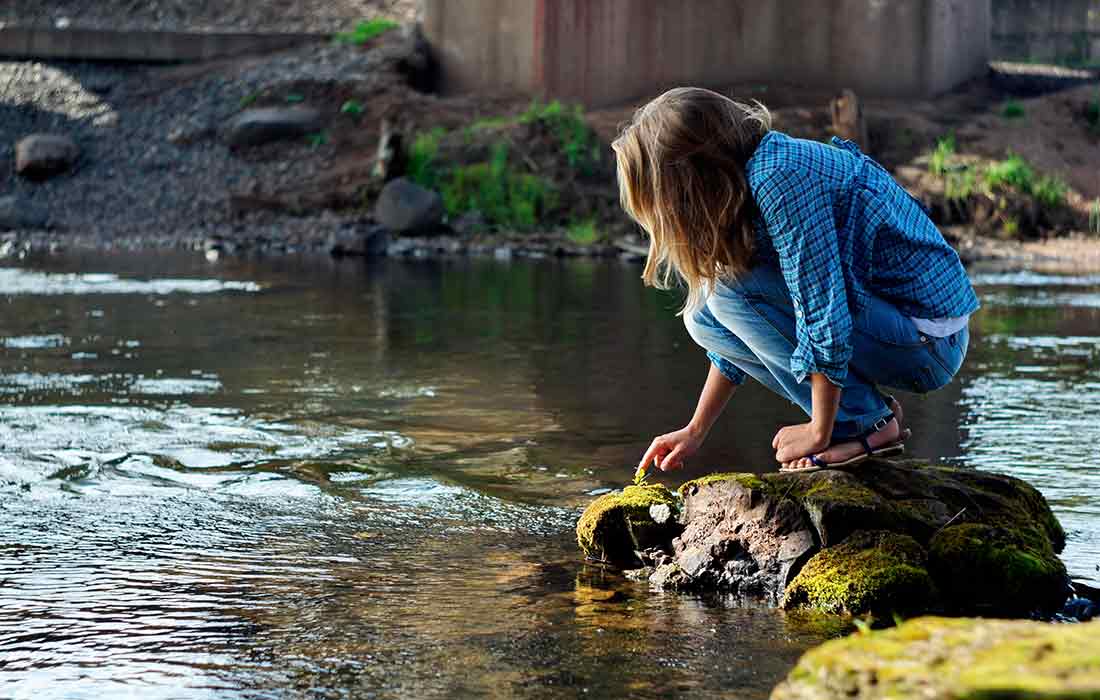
top-left (926, 328), bottom-right (969, 379)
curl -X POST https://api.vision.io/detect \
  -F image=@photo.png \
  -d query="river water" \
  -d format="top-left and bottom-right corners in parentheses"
top-left (1, 252), bottom-right (1096, 699)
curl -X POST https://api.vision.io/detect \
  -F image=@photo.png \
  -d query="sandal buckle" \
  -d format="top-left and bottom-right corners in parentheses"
top-left (872, 416), bottom-right (890, 432)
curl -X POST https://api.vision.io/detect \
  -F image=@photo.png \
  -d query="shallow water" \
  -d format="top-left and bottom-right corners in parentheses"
top-left (0, 253), bottom-right (1096, 699)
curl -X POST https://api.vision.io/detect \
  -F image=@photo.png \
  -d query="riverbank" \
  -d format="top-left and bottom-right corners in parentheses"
top-left (2, 26), bottom-right (1099, 272)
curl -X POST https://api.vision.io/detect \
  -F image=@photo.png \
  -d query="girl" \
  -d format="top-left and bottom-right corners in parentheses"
top-left (615, 87), bottom-right (978, 473)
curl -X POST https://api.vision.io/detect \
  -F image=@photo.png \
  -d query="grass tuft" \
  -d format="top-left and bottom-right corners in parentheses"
top-left (333, 18), bottom-right (400, 45)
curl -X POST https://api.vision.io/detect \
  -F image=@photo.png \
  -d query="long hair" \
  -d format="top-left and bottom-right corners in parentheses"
top-left (612, 87), bottom-right (771, 313)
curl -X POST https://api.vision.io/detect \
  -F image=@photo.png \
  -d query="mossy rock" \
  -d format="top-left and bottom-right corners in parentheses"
top-left (576, 484), bottom-right (680, 566)
top-left (771, 616), bottom-right (1100, 700)
top-left (929, 523), bottom-right (1068, 617)
top-left (782, 530), bottom-right (938, 617)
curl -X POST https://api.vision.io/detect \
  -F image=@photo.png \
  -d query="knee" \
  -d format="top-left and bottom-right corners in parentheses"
top-left (683, 304), bottom-right (741, 355)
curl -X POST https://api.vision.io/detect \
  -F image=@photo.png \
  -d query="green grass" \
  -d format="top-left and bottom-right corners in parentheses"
top-left (567, 219), bottom-right (599, 245)
top-left (929, 135), bottom-right (956, 176)
top-left (438, 142), bottom-right (557, 228)
top-left (306, 131), bottom-right (328, 148)
top-left (340, 99), bottom-right (364, 117)
top-left (520, 99), bottom-right (599, 173)
top-left (1000, 99), bottom-right (1026, 120)
top-left (333, 18), bottom-right (399, 45)
top-left (407, 128), bottom-right (446, 189)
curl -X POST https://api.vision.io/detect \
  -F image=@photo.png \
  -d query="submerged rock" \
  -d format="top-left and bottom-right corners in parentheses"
top-left (577, 461), bottom-right (1069, 617)
top-left (771, 616), bottom-right (1100, 700)
top-left (576, 484), bottom-right (680, 568)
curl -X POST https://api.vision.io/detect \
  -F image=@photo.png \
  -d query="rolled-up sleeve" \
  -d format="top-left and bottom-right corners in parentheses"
top-left (754, 169), bottom-right (852, 386)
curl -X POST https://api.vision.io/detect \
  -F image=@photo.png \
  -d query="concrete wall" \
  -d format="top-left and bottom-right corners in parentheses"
top-left (992, 0), bottom-right (1098, 63)
top-left (422, 0), bottom-right (992, 106)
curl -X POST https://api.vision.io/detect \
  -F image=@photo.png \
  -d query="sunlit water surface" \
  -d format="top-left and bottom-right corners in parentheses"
top-left (0, 254), bottom-right (1096, 699)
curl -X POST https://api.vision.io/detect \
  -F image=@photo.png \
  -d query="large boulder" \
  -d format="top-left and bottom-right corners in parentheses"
top-left (224, 107), bottom-right (323, 148)
top-left (0, 195), bottom-right (49, 230)
top-left (374, 177), bottom-right (444, 234)
top-left (15, 134), bottom-right (80, 179)
top-left (578, 461), bottom-right (1069, 617)
top-left (771, 616), bottom-right (1100, 700)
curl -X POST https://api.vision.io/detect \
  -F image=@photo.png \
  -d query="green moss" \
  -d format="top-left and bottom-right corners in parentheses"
top-left (783, 530), bottom-right (938, 617)
top-left (677, 472), bottom-right (770, 497)
top-left (333, 18), bottom-right (400, 45)
top-left (576, 484), bottom-right (678, 565)
top-left (929, 523), bottom-right (1067, 616)
top-left (772, 616), bottom-right (1100, 700)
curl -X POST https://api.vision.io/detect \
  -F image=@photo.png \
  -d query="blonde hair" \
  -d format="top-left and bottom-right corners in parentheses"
top-left (612, 87), bottom-right (771, 313)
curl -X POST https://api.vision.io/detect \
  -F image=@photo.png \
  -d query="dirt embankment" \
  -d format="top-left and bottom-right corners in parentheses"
top-left (2, 23), bottom-right (1099, 271)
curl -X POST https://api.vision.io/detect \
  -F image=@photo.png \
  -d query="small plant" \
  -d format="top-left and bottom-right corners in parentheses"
top-left (333, 18), bottom-right (399, 45)
top-left (340, 99), bottom-right (364, 116)
top-left (1089, 198), bottom-right (1100, 235)
top-left (928, 135), bottom-right (956, 176)
top-left (944, 168), bottom-right (976, 201)
top-left (239, 91), bottom-right (261, 108)
top-left (285, 93), bottom-right (305, 104)
top-left (567, 219), bottom-right (599, 245)
top-left (983, 154), bottom-right (1034, 191)
top-left (439, 141), bottom-right (557, 228)
top-left (1001, 216), bottom-right (1020, 237)
top-left (407, 128), bottom-right (446, 189)
top-left (1001, 99), bottom-right (1026, 120)
top-left (1032, 175), bottom-right (1067, 209)
top-left (306, 131), bottom-right (328, 148)
top-left (520, 99), bottom-right (599, 173)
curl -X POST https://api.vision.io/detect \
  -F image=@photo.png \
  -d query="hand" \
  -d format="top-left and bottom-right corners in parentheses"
top-left (772, 422), bottom-right (830, 464)
top-left (638, 425), bottom-right (704, 473)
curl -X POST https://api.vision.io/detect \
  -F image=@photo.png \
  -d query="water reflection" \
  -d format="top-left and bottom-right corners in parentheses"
top-left (0, 253), bottom-right (1097, 699)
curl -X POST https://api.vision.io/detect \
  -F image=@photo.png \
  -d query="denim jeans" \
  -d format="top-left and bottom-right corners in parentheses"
top-left (684, 264), bottom-right (969, 441)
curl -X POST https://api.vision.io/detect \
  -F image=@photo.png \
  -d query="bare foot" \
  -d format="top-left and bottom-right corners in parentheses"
top-left (781, 397), bottom-right (907, 471)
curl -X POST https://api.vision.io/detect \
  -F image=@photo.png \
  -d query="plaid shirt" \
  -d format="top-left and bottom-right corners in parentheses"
top-left (708, 131), bottom-right (979, 387)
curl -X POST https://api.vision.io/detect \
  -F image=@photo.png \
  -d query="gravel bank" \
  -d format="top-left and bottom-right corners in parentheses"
top-left (0, 36), bottom-right (421, 253)
top-left (4, 0), bottom-right (420, 33)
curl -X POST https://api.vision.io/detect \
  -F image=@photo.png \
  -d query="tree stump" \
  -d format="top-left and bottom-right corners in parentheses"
top-left (830, 89), bottom-right (868, 149)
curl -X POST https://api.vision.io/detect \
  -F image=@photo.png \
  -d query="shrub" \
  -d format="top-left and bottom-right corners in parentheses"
top-left (340, 99), bottom-right (364, 116)
top-left (333, 18), bottom-right (399, 45)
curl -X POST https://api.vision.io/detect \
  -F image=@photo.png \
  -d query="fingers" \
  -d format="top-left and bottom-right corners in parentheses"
top-left (659, 444), bottom-right (686, 472)
top-left (637, 438), bottom-right (667, 473)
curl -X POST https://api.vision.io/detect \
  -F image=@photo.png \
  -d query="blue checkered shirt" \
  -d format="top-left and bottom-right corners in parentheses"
top-left (708, 131), bottom-right (979, 387)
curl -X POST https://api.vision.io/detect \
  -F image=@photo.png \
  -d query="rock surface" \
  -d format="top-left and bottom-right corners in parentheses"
top-left (374, 177), bottom-right (445, 235)
top-left (14, 134), bottom-right (80, 179)
top-left (578, 461), bottom-right (1069, 617)
top-left (771, 616), bottom-right (1100, 700)
top-left (576, 484), bottom-right (680, 568)
top-left (0, 196), bottom-right (49, 231)
top-left (224, 107), bottom-right (323, 148)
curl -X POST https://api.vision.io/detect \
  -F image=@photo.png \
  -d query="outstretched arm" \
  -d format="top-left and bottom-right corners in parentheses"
top-left (638, 363), bottom-right (737, 473)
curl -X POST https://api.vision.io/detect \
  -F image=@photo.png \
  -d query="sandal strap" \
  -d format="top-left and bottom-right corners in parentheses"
top-left (858, 435), bottom-right (874, 456)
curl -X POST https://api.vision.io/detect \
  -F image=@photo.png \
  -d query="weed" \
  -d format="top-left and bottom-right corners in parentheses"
top-left (520, 99), bottom-right (598, 173)
top-left (983, 154), bottom-right (1034, 191)
top-left (407, 128), bottom-right (446, 189)
top-left (239, 91), bottom-right (261, 108)
top-left (439, 142), bottom-right (557, 228)
top-left (1090, 199), bottom-right (1100, 235)
top-left (1001, 216), bottom-right (1020, 237)
top-left (929, 135), bottom-right (956, 176)
top-left (1001, 99), bottom-right (1026, 120)
top-left (285, 93), bottom-right (305, 104)
top-left (340, 99), bottom-right (364, 116)
top-left (1032, 175), bottom-right (1067, 209)
top-left (945, 169), bottom-right (976, 201)
top-left (306, 131), bottom-right (328, 148)
top-left (333, 18), bottom-right (399, 45)
top-left (567, 219), bottom-right (599, 245)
